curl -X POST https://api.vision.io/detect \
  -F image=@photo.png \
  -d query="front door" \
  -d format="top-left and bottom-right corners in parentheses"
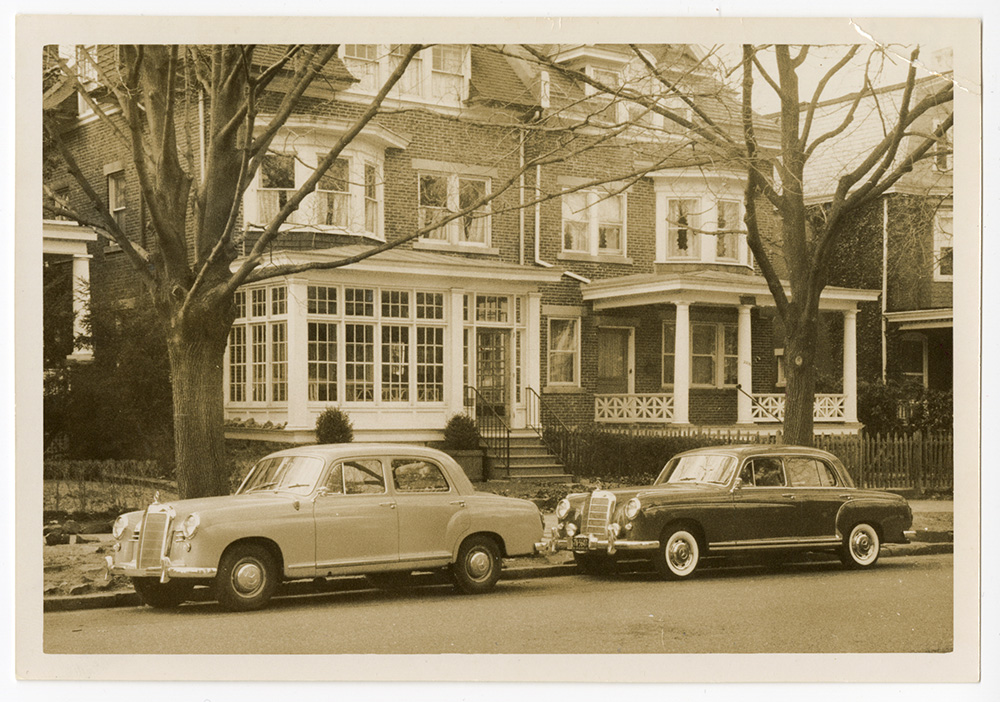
top-left (475, 328), bottom-right (510, 419)
top-left (596, 327), bottom-right (630, 394)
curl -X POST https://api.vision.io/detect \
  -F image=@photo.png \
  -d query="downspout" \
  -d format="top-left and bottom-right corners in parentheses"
top-left (881, 196), bottom-right (888, 381)
top-left (533, 164), bottom-right (553, 269)
top-left (519, 130), bottom-right (525, 266)
top-left (199, 89), bottom-right (207, 181)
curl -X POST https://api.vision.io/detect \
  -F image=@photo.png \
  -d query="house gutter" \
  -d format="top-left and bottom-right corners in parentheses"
top-left (519, 131), bottom-right (525, 266)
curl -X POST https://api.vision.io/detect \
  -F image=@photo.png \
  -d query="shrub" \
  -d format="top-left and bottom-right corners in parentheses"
top-left (315, 407), bottom-right (354, 444)
top-left (442, 413), bottom-right (481, 451)
top-left (858, 380), bottom-right (953, 434)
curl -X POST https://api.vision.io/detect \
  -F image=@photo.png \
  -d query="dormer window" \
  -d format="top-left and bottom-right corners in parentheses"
top-left (431, 46), bottom-right (464, 100)
top-left (340, 45), bottom-right (469, 106)
top-left (343, 44), bottom-right (379, 92)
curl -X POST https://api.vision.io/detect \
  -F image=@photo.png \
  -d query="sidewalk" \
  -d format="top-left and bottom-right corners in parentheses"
top-left (43, 501), bottom-right (954, 613)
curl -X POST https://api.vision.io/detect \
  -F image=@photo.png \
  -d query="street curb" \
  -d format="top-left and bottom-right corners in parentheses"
top-left (43, 541), bottom-right (952, 613)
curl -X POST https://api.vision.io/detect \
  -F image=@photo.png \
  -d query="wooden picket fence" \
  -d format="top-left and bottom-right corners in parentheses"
top-left (814, 431), bottom-right (953, 493)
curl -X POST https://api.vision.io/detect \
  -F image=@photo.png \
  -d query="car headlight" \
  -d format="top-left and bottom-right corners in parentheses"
top-left (625, 498), bottom-right (641, 520)
top-left (112, 515), bottom-right (129, 540)
top-left (566, 522), bottom-right (578, 537)
top-left (556, 499), bottom-right (571, 519)
top-left (181, 513), bottom-right (201, 539)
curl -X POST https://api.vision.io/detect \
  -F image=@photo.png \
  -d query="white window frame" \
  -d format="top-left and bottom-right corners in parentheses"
top-left (898, 333), bottom-right (929, 388)
top-left (661, 321), bottom-right (675, 387)
top-left (418, 171), bottom-right (492, 247)
top-left (666, 198), bottom-right (701, 260)
top-left (690, 322), bottom-right (738, 389)
top-left (933, 210), bottom-right (953, 281)
top-left (227, 284), bottom-right (289, 405)
top-left (715, 199), bottom-right (742, 262)
top-left (107, 169), bottom-right (126, 231)
top-left (547, 317), bottom-right (581, 387)
top-left (340, 45), bottom-right (469, 106)
top-left (561, 188), bottom-right (627, 257)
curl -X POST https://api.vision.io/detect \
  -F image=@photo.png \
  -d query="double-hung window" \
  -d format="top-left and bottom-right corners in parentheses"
top-left (716, 200), bottom-right (741, 261)
top-left (548, 318), bottom-right (580, 386)
top-left (315, 157), bottom-right (350, 228)
top-left (561, 189), bottom-right (626, 256)
top-left (389, 45), bottom-right (423, 95)
top-left (933, 210), bottom-right (953, 280)
top-left (107, 171), bottom-right (126, 231)
top-left (418, 172), bottom-right (490, 246)
top-left (667, 198), bottom-right (700, 259)
top-left (662, 322), bottom-right (676, 386)
top-left (691, 322), bottom-right (738, 388)
top-left (258, 154), bottom-right (296, 223)
top-left (343, 44), bottom-right (379, 91)
top-left (431, 45), bottom-right (464, 100)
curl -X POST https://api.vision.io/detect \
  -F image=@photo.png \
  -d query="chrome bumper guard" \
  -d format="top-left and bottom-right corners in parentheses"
top-left (903, 530), bottom-right (916, 543)
top-left (548, 533), bottom-right (659, 556)
top-left (104, 555), bottom-right (217, 583)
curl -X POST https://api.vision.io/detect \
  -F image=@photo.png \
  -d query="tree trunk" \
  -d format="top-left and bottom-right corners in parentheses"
top-left (782, 324), bottom-right (818, 446)
top-left (167, 325), bottom-right (231, 498)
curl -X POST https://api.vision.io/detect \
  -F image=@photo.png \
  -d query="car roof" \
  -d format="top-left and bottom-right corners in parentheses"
top-left (261, 443), bottom-right (453, 460)
top-left (676, 444), bottom-right (839, 460)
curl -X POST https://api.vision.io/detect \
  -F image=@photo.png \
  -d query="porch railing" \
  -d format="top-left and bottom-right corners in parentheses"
top-left (751, 393), bottom-right (847, 422)
top-left (464, 385), bottom-right (510, 471)
top-left (525, 386), bottom-right (575, 467)
top-left (594, 393), bottom-right (674, 423)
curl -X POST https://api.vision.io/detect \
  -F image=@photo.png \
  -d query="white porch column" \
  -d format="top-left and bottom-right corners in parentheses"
top-left (737, 304), bottom-right (754, 424)
top-left (672, 302), bottom-right (690, 424)
top-left (67, 253), bottom-right (93, 362)
top-left (284, 278), bottom-right (312, 431)
top-left (843, 308), bottom-right (859, 423)
top-left (525, 293), bottom-right (542, 395)
top-left (447, 288), bottom-right (466, 417)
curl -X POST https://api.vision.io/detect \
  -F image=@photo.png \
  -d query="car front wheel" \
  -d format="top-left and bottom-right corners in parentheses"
top-left (131, 577), bottom-right (193, 608)
top-left (214, 544), bottom-right (279, 611)
top-left (653, 526), bottom-right (701, 580)
top-left (451, 535), bottom-right (501, 594)
top-left (841, 523), bottom-right (881, 568)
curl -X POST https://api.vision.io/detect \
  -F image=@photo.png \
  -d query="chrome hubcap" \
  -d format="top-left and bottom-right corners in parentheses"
top-left (467, 550), bottom-right (492, 580)
top-left (669, 540), bottom-right (692, 568)
top-left (853, 531), bottom-right (873, 559)
top-left (233, 561), bottom-right (263, 594)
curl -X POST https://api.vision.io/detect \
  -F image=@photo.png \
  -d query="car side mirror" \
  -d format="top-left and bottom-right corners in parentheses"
top-left (733, 477), bottom-right (743, 492)
top-left (313, 487), bottom-right (330, 502)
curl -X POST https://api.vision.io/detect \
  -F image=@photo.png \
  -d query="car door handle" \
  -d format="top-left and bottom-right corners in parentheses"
top-left (450, 500), bottom-right (466, 508)
top-left (782, 493), bottom-right (796, 500)
top-left (839, 494), bottom-right (853, 501)
top-left (379, 502), bottom-right (396, 509)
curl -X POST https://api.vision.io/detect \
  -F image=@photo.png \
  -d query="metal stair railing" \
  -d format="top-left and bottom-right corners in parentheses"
top-left (464, 385), bottom-right (510, 473)
top-left (525, 386), bottom-right (576, 473)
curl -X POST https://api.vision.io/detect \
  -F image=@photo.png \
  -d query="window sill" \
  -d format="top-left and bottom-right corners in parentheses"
top-left (104, 243), bottom-right (122, 255)
top-left (413, 239), bottom-right (498, 256)
top-left (558, 252), bottom-right (633, 265)
top-left (543, 385), bottom-right (585, 394)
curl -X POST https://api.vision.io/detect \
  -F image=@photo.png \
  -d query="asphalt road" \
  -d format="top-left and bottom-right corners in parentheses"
top-left (43, 554), bottom-right (953, 655)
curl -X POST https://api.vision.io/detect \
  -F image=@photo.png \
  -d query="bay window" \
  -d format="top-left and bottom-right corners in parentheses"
top-left (716, 200), bottom-right (741, 261)
top-left (315, 157), bottom-right (350, 227)
top-left (258, 154), bottom-right (296, 223)
top-left (228, 284), bottom-right (288, 404)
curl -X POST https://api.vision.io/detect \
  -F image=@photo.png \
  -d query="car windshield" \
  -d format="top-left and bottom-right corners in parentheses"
top-left (656, 454), bottom-right (738, 486)
top-left (237, 455), bottom-right (326, 495)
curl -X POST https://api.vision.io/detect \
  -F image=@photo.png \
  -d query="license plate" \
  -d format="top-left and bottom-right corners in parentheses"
top-left (573, 535), bottom-right (590, 553)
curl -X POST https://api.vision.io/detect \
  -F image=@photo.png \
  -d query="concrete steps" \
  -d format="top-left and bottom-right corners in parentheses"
top-left (486, 431), bottom-right (575, 482)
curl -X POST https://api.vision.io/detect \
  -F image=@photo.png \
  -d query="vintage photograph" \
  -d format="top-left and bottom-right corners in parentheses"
top-left (14, 14), bottom-right (982, 684)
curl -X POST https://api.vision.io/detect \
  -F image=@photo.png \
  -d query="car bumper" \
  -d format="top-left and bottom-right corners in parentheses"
top-left (104, 555), bottom-right (217, 583)
top-left (548, 534), bottom-right (659, 556)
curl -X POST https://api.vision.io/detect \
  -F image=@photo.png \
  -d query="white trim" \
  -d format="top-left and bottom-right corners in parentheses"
top-left (884, 308), bottom-right (953, 330)
top-left (546, 316), bottom-right (581, 388)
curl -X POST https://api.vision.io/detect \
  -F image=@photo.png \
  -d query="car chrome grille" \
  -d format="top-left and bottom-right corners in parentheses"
top-left (581, 490), bottom-right (615, 535)
top-left (136, 510), bottom-right (171, 570)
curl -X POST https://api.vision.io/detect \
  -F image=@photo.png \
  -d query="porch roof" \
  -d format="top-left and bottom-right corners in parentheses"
top-left (242, 244), bottom-right (566, 285)
top-left (884, 307), bottom-right (953, 329)
top-left (581, 269), bottom-right (880, 311)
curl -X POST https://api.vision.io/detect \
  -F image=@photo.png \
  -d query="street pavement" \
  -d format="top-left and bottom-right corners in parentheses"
top-left (43, 553), bottom-right (954, 655)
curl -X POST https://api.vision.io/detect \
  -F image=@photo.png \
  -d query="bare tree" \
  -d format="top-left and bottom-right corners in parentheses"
top-left (740, 45), bottom-right (952, 444)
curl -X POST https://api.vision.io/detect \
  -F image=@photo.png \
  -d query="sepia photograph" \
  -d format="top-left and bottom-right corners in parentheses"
top-left (11, 9), bottom-right (985, 688)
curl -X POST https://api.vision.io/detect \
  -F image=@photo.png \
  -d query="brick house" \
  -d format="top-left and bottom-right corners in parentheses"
top-left (801, 64), bottom-right (954, 395)
top-left (44, 44), bottom-right (881, 473)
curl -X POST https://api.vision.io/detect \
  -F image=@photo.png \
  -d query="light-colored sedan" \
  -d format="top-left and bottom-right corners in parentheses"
top-left (106, 444), bottom-right (545, 611)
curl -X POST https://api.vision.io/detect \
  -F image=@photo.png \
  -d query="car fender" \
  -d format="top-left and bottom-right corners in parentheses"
top-left (455, 496), bottom-right (542, 558)
top-left (835, 498), bottom-right (906, 541)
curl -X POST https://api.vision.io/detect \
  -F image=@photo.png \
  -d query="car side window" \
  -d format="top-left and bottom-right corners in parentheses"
top-left (738, 462), bottom-right (755, 486)
top-left (751, 458), bottom-right (786, 487)
top-left (342, 459), bottom-right (387, 494)
top-left (786, 457), bottom-right (840, 487)
top-left (392, 458), bottom-right (451, 493)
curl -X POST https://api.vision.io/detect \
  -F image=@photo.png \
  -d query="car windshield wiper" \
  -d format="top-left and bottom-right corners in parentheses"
top-left (246, 481), bottom-right (279, 492)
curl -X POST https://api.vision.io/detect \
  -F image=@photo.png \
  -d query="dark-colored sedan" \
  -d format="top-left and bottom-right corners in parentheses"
top-left (549, 445), bottom-right (914, 578)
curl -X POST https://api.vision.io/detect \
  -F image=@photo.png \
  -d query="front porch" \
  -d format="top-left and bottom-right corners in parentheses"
top-left (575, 269), bottom-right (879, 434)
